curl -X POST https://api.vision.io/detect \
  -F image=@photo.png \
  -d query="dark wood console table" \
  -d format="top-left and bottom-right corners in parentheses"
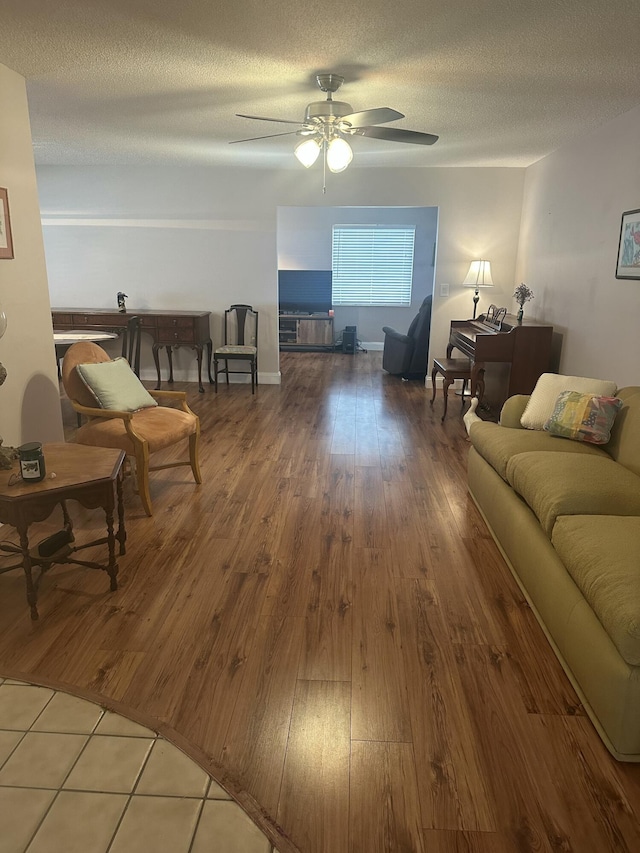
top-left (0, 444), bottom-right (126, 620)
top-left (52, 308), bottom-right (213, 393)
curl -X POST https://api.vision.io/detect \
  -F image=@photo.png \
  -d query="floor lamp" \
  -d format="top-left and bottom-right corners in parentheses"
top-left (463, 260), bottom-right (494, 319)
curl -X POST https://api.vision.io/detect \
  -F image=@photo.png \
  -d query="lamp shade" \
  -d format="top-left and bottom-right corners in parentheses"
top-left (463, 259), bottom-right (494, 288)
top-left (326, 137), bottom-right (353, 173)
top-left (294, 138), bottom-right (321, 168)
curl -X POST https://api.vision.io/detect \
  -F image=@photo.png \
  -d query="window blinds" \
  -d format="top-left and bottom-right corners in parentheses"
top-left (332, 225), bottom-right (415, 306)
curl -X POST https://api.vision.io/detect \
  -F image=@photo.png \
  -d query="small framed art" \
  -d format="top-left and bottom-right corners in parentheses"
top-left (0, 188), bottom-right (14, 260)
top-left (615, 208), bottom-right (640, 279)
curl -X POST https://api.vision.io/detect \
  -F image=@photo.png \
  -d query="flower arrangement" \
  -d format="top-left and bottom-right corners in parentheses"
top-left (513, 282), bottom-right (534, 307)
top-left (513, 282), bottom-right (534, 321)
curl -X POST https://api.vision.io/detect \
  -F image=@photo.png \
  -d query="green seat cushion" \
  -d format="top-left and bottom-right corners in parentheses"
top-left (552, 515), bottom-right (640, 665)
top-left (469, 421), bottom-right (608, 481)
top-left (505, 452), bottom-right (640, 536)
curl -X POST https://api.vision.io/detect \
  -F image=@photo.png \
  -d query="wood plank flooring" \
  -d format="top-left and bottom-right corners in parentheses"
top-left (1, 351), bottom-right (640, 852)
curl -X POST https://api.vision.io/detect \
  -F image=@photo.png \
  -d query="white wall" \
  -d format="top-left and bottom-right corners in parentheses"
top-left (37, 165), bottom-right (526, 378)
top-left (277, 206), bottom-right (438, 344)
top-left (0, 64), bottom-right (62, 446)
top-left (517, 104), bottom-right (640, 386)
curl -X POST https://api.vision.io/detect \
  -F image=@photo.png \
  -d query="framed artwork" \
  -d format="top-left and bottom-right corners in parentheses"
top-left (0, 188), bottom-right (14, 260)
top-left (615, 208), bottom-right (640, 279)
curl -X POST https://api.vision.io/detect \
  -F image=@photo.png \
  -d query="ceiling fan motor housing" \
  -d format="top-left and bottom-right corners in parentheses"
top-left (304, 100), bottom-right (354, 124)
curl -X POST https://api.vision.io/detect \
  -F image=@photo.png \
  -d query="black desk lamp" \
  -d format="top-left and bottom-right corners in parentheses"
top-left (463, 260), bottom-right (494, 319)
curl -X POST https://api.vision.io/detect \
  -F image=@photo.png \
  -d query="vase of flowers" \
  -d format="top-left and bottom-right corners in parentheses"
top-left (513, 282), bottom-right (534, 322)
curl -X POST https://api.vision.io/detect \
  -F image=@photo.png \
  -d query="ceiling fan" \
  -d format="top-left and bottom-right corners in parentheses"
top-left (230, 73), bottom-right (438, 173)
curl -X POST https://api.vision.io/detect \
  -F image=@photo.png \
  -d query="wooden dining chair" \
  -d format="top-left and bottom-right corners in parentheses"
top-left (120, 315), bottom-right (142, 376)
top-left (213, 304), bottom-right (258, 393)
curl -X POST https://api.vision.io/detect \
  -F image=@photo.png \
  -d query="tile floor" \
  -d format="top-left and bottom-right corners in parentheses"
top-left (0, 678), bottom-right (276, 853)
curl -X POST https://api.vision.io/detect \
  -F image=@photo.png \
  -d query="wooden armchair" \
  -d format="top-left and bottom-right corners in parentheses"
top-left (62, 341), bottom-right (201, 516)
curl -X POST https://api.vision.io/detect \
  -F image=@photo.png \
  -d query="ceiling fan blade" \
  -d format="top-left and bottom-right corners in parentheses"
top-left (340, 107), bottom-right (404, 127)
top-left (236, 113), bottom-right (301, 125)
top-left (229, 130), bottom-right (301, 144)
top-left (355, 126), bottom-right (439, 146)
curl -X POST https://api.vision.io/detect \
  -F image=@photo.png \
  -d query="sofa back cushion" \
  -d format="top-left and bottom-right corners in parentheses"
top-left (471, 421), bottom-right (607, 481)
top-left (520, 373), bottom-right (617, 431)
top-left (505, 451), bottom-right (640, 536)
top-left (606, 387), bottom-right (640, 477)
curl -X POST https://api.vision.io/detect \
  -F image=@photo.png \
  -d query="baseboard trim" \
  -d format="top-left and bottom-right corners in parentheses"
top-left (139, 369), bottom-right (281, 385)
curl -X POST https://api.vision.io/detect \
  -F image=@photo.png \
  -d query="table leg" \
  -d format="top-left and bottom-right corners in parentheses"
top-left (19, 527), bottom-right (39, 620)
top-left (206, 340), bottom-right (214, 384)
top-left (60, 501), bottom-right (75, 545)
top-left (152, 343), bottom-right (162, 389)
top-left (166, 346), bottom-right (174, 383)
top-left (104, 506), bottom-right (119, 592)
top-left (195, 344), bottom-right (204, 393)
top-left (430, 364), bottom-right (438, 405)
top-left (116, 470), bottom-right (126, 556)
top-left (442, 377), bottom-right (453, 422)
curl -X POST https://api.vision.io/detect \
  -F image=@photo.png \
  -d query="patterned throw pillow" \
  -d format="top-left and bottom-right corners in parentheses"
top-left (520, 373), bottom-right (617, 430)
top-left (544, 391), bottom-right (623, 444)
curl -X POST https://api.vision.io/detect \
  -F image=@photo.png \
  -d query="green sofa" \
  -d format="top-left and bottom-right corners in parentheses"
top-left (467, 386), bottom-right (640, 761)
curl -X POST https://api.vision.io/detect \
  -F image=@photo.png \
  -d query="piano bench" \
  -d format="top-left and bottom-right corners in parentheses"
top-left (430, 357), bottom-right (473, 421)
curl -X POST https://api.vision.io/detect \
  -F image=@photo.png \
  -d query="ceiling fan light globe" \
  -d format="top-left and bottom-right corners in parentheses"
top-left (294, 138), bottom-right (321, 168)
top-left (327, 137), bottom-right (353, 173)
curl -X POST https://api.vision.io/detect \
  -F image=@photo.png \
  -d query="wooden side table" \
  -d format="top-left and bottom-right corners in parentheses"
top-left (0, 443), bottom-right (126, 620)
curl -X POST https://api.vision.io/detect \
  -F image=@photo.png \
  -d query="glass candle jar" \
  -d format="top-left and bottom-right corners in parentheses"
top-left (18, 442), bottom-right (46, 482)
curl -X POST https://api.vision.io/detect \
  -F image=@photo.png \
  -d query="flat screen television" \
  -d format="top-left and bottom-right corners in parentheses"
top-left (278, 270), bottom-right (332, 314)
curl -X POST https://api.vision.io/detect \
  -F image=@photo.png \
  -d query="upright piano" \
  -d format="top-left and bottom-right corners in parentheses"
top-left (447, 311), bottom-right (553, 415)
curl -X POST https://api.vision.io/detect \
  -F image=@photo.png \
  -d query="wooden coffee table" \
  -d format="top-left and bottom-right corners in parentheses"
top-left (0, 443), bottom-right (126, 619)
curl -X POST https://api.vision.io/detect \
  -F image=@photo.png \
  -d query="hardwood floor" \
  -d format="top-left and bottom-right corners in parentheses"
top-left (1, 351), bottom-right (640, 852)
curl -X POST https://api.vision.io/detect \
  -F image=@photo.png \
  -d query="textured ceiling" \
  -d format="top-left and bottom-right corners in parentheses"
top-left (1, 0), bottom-right (639, 168)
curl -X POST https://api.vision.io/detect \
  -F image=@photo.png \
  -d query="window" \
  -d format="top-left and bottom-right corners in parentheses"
top-left (332, 225), bottom-right (415, 306)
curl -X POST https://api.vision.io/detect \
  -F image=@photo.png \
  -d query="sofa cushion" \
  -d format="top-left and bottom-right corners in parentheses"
top-left (520, 373), bottom-right (617, 430)
top-left (469, 421), bottom-right (608, 481)
top-left (505, 451), bottom-right (640, 536)
top-left (552, 515), bottom-right (640, 666)
top-left (544, 391), bottom-right (623, 445)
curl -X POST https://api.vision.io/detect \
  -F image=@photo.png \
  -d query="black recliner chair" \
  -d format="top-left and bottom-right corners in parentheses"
top-left (382, 295), bottom-right (433, 380)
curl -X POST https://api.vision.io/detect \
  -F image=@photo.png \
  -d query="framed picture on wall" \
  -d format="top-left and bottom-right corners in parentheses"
top-left (0, 188), bottom-right (14, 260)
top-left (615, 208), bottom-right (640, 279)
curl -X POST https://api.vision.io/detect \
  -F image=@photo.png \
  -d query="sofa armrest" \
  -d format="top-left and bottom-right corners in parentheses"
top-left (382, 326), bottom-right (412, 346)
top-left (499, 395), bottom-right (530, 428)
